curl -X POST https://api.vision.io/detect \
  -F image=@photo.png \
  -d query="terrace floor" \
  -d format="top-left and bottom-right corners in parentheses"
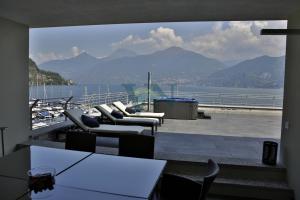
top-left (152, 107), bottom-right (282, 165)
top-left (30, 107), bottom-right (282, 166)
top-left (158, 107), bottom-right (282, 139)
top-left (154, 132), bottom-right (280, 166)
top-left (28, 130), bottom-right (281, 166)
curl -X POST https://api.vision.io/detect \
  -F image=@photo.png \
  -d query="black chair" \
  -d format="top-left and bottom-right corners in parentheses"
top-left (160, 159), bottom-right (219, 200)
top-left (199, 159), bottom-right (220, 200)
top-left (119, 134), bottom-right (155, 159)
top-left (65, 132), bottom-right (96, 153)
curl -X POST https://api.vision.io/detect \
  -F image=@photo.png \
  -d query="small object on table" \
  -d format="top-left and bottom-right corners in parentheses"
top-left (29, 173), bottom-right (55, 193)
top-left (0, 127), bottom-right (7, 156)
top-left (28, 167), bottom-right (56, 193)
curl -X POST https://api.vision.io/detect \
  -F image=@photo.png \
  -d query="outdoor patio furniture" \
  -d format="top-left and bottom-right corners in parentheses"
top-left (65, 131), bottom-right (96, 153)
top-left (95, 104), bottom-right (159, 135)
top-left (64, 109), bottom-right (145, 137)
top-left (113, 101), bottom-right (165, 124)
top-left (160, 159), bottom-right (219, 200)
top-left (0, 146), bottom-right (166, 200)
top-left (119, 134), bottom-right (155, 159)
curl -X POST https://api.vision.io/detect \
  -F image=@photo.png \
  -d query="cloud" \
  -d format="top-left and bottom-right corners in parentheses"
top-left (111, 21), bottom-right (286, 62)
top-left (30, 46), bottom-right (87, 64)
top-left (212, 22), bottom-right (224, 32)
top-left (186, 21), bottom-right (287, 62)
top-left (71, 46), bottom-right (85, 56)
top-left (150, 27), bottom-right (183, 48)
top-left (30, 52), bottom-right (65, 64)
top-left (112, 27), bottom-right (183, 54)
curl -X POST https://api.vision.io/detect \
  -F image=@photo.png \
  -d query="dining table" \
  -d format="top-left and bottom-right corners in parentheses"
top-left (0, 146), bottom-right (166, 200)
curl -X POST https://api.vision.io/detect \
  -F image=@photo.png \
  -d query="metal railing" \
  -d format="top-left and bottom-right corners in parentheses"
top-left (139, 91), bottom-right (283, 108)
top-left (77, 92), bottom-right (130, 108)
top-left (76, 91), bottom-right (283, 108)
top-left (172, 92), bottom-right (283, 107)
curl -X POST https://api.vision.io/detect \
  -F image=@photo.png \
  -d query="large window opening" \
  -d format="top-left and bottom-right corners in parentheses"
top-left (29, 21), bottom-right (287, 162)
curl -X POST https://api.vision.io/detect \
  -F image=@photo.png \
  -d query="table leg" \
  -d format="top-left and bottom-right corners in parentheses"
top-left (0, 127), bottom-right (7, 157)
top-left (1, 131), bottom-right (4, 156)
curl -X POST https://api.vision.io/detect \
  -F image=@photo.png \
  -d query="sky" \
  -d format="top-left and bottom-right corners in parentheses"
top-left (29, 20), bottom-right (287, 65)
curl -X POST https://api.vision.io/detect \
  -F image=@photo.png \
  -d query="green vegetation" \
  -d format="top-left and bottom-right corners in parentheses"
top-left (29, 58), bottom-right (71, 85)
top-left (122, 83), bottom-right (166, 102)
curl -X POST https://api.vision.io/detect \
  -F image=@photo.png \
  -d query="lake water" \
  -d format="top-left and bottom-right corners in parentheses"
top-left (29, 84), bottom-right (284, 107)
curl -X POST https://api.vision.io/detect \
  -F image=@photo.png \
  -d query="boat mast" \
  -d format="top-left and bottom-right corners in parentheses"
top-left (36, 74), bottom-right (39, 99)
top-left (98, 84), bottom-right (101, 105)
top-left (43, 82), bottom-right (47, 100)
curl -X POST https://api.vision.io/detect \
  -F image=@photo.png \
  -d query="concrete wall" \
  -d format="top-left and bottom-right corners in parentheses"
top-left (282, 12), bottom-right (300, 200)
top-left (0, 17), bottom-right (30, 155)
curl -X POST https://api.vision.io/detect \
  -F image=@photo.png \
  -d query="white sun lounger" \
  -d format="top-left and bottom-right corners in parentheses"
top-left (95, 104), bottom-right (159, 135)
top-left (113, 101), bottom-right (165, 124)
top-left (64, 109), bottom-right (145, 137)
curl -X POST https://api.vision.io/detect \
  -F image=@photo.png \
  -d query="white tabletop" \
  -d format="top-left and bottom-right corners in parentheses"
top-left (0, 146), bottom-right (92, 179)
top-left (57, 153), bottom-right (166, 199)
top-left (21, 185), bottom-right (144, 200)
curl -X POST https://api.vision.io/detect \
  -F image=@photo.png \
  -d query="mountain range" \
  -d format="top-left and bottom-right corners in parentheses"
top-left (205, 56), bottom-right (285, 88)
top-left (39, 47), bottom-right (226, 84)
top-left (38, 47), bottom-right (285, 88)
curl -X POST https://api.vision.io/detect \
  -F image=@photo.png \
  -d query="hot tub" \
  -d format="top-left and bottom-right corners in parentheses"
top-left (154, 98), bottom-right (198, 120)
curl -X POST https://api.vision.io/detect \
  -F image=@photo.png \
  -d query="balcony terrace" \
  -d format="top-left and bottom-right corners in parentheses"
top-left (23, 87), bottom-right (288, 199)
top-left (29, 91), bottom-right (282, 165)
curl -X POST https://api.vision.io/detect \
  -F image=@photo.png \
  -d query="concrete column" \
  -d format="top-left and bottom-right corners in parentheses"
top-left (281, 12), bottom-right (300, 199)
top-left (0, 17), bottom-right (30, 155)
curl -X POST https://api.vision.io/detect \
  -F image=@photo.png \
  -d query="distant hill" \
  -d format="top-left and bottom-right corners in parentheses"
top-left (79, 47), bottom-right (226, 84)
top-left (39, 52), bottom-right (100, 81)
top-left (38, 50), bottom-right (139, 82)
top-left (102, 49), bottom-right (138, 61)
top-left (29, 58), bottom-right (69, 85)
top-left (205, 56), bottom-right (285, 88)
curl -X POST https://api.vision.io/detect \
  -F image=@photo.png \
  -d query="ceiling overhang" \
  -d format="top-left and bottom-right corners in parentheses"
top-left (0, 0), bottom-right (299, 28)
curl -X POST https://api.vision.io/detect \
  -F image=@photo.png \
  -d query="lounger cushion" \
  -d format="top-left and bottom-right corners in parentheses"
top-left (113, 101), bottom-right (164, 118)
top-left (81, 115), bottom-right (100, 128)
top-left (125, 107), bottom-right (136, 114)
top-left (111, 110), bottom-right (123, 119)
top-left (133, 112), bottom-right (165, 118)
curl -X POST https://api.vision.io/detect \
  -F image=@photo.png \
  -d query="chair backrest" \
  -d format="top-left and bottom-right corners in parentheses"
top-left (95, 105), bottom-right (116, 122)
top-left (161, 174), bottom-right (202, 200)
top-left (64, 109), bottom-right (89, 132)
top-left (113, 101), bottom-right (130, 116)
top-left (65, 132), bottom-right (96, 153)
top-left (199, 159), bottom-right (220, 200)
top-left (119, 134), bottom-right (155, 159)
top-left (160, 159), bottom-right (219, 200)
